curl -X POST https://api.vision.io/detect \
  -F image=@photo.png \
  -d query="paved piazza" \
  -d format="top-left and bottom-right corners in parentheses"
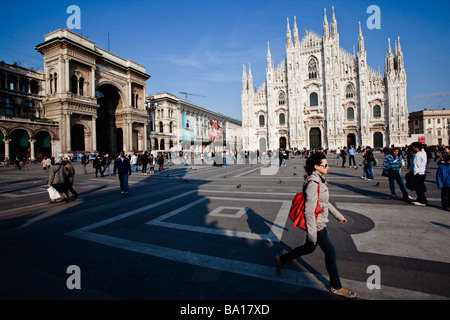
top-left (0, 153), bottom-right (449, 301)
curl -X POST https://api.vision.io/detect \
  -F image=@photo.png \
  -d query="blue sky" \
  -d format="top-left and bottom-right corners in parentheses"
top-left (1, 0), bottom-right (449, 120)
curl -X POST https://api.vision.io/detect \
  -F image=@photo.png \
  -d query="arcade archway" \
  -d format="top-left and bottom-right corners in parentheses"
top-left (96, 84), bottom-right (123, 155)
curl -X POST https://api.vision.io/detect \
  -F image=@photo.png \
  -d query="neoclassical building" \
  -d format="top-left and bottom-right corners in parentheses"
top-left (241, 8), bottom-right (409, 152)
top-left (0, 61), bottom-right (59, 161)
top-left (147, 92), bottom-right (242, 154)
top-left (33, 29), bottom-right (150, 157)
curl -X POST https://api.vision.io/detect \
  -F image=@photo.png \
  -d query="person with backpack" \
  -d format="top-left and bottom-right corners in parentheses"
top-left (275, 152), bottom-right (356, 298)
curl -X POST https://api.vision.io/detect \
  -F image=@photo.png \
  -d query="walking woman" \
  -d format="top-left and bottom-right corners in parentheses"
top-left (275, 152), bottom-right (356, 298)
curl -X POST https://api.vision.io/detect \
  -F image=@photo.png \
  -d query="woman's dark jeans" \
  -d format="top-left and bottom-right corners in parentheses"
top-left (280, 228), bottom-right (342, 290)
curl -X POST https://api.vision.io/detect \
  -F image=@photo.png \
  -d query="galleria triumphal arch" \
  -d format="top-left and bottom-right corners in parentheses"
top-left (35, 29), bottom-right (150, 157)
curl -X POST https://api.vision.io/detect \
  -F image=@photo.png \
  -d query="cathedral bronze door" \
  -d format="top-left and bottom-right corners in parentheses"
top-left (279, 137), bottom-right (286, 149)
top-left (309, 128), bottom-right (322, 150)
top-left (347, 133), bottom-right (356, 147)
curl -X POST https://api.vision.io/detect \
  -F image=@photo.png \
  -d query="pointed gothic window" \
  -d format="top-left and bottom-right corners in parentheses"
top-left (309, 92), bottom-right (318, 107)
top-left (308, 57), bottom-right (318, 79)
top-left (345, 83), bottom-right (354, 98)
top-left (278, 91), bottom-right (286, 105)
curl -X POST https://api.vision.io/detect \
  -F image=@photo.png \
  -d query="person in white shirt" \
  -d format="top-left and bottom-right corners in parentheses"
top-left (410, 142), bottom-right (428, 206)
top-left (130, 153), bottom-right (138, 172)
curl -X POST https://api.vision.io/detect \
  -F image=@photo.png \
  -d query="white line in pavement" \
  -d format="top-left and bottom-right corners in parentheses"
top-left (66, 229), bottom-right (449, 300)
top-left (65, 190), bottom-right (449, 300)
top-left (79, 190), bottom-right (197, 231)
top-left (146, 197), bottom-right (290, 242)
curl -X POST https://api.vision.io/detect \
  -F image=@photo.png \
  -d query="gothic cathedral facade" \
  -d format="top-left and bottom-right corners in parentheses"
top-left (241, 8), bottom-right (408, 152)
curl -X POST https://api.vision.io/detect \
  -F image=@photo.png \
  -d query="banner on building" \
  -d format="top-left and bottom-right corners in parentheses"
top-left (182, 114), bottom-right (196, 141)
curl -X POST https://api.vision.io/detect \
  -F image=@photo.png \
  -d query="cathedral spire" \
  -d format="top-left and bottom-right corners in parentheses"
top-left (358, 21), bottom-right (365, 52)
top-left (385, 38), bottom-right (394, 74)
top-left (242, 64), bottom-right (247, 91)
top-left (330, 6), bottom-right (338, 37)
top-left (267, 41), bottom-right (272, 69)
top-left (286, 17), bottom-right (293, 48)
top-left (248, 63), bottom-right (253, 93)
top-left (293, 16), bottom-right (299, 45)
top-left (323, 8), bottom-right (329, 38)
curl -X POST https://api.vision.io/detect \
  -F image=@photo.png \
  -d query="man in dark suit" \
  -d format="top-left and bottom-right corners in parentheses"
top-left (113, 151), bottom-right (132, 195)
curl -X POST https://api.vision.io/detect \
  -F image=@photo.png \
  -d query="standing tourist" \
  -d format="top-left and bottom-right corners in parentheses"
top-left (130, 153), bottom-right (138, 172)
top-left (362, 146), bottom-right (375, 181)
top-left (141, 151), bottom-right (149, 175)
top-left (114, 151), bottom-right (132, 195)
top-left (81, 153), bottom-right (88, 174)
top-left (348, 145), bottom-right (357, 168)
top-left (340, 146), bottom-right (347, 168)
top-left (382, 147), bottom-right (413, 201)
top-left (275, 152), bottom-right (356, 298)
top-left (410, 142), bottom-right (428, 206)
top-left (436, 154), bottom-right (450, 211)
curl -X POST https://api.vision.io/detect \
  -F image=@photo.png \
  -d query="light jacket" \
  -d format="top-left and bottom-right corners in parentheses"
top-left (303, 172), bottom-right (345, 243)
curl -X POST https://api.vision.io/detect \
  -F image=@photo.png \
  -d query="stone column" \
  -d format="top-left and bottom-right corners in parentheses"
top-left (29, 139), bottom-right (36, 160)
top-left (91, 66), bottom-right (96, 98)
top-left (3, 138), bottom-right (11, 161)
top-left (66, 112), bottom-right (72, 153)
top-left (65, 58), bottom-right (70, 93)
top-left (92, 115), bottom-right (97, 153)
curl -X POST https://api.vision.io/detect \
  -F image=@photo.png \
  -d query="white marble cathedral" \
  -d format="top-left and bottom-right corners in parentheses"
top-left (241, 7), bottom-right (408, 152)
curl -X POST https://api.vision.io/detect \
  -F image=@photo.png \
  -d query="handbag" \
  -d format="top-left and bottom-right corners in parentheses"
top-left (289, 182), bottom-right (322, 230)
top-left (47, 186), bottom-right (61, 200)
top-left (382, 168), bottom-right (393, 177)
top-left (405, 171), bottom-right (415, 191)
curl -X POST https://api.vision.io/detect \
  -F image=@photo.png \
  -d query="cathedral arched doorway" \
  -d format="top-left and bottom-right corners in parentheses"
top-left (10, 129), bottom-right (29, 160)
top-left (374, 132), bottom-right (383, 148)
top-left (35, 131), bottom-right (52, 159)
top-left (71, 124), bottom-right (85, 152)
top-left (309, 128), bottom-right (322, 150)
top-left (279, 137), bottom-right (286, 149)
top-left (96, 84), bottom-right (123, 155)
top-left (347, 133), bottom-right (356, 147)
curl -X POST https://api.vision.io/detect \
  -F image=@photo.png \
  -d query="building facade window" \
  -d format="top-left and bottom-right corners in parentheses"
top-left (308, 57), bottom-right (318, 79)
top-left (278, 91), bottom-right (286, 105)
top-left (309, 92), bottom-right (318, 106)
top-left (259, 115), bottom-right (265, 126)
top-left (347, 107), bottom-right (355, 120)
top-left (345, 83), bottom-right (354, 98)
top-left (373, 105), bottom-right (381, 118)
top-left (279, 113), bottom-right (286, 125)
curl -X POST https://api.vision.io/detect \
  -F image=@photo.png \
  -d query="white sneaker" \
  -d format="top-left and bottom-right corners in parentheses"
top-left (412, 201), bottom-right (426, 206)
